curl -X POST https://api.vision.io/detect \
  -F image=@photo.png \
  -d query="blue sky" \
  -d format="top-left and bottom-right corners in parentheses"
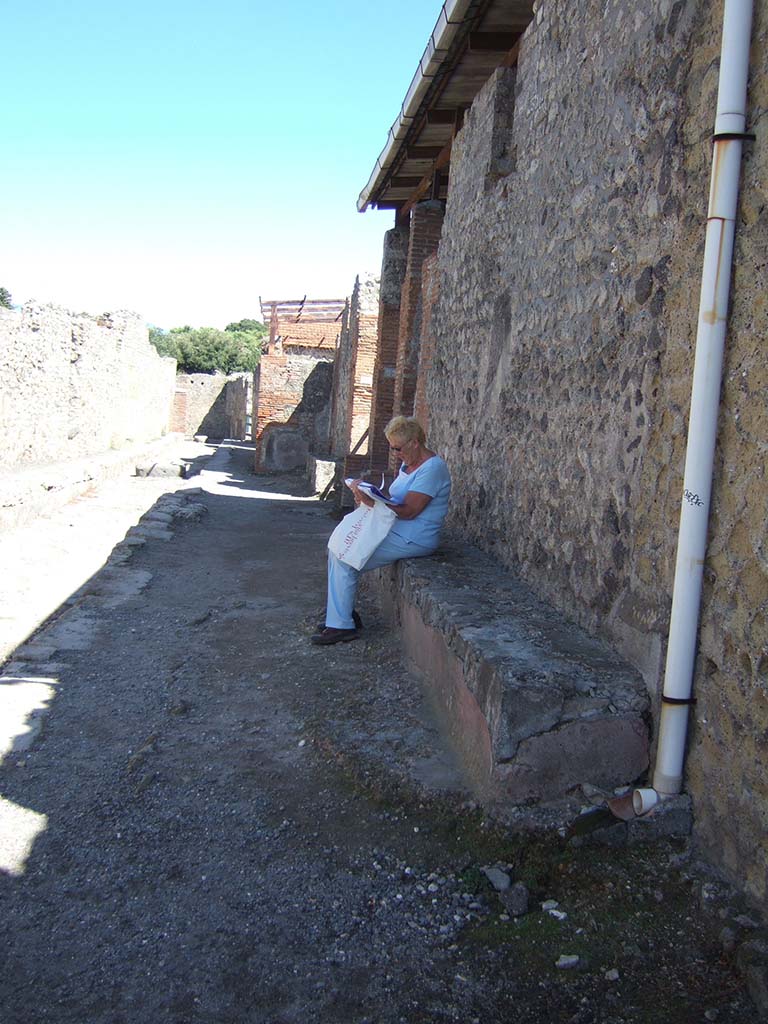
top-left (1, 1), bottom-right (440, 328)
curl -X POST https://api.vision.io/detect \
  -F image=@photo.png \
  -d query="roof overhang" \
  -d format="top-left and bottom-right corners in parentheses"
top-left (357, 0), bottom-right (534, 216)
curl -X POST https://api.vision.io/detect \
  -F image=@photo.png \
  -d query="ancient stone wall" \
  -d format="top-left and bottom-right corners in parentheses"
top-left (225, 374), bottom-right (252, 440)
top-left (329, 301), bottom-right (354, 455)
top-left (270, 319), bottom-right (339, 351)
top-left (329, 274), bottom-right (379, 457)
top-left (254, 350), bottom-right (334, 472)
top-left (0, 303), bottom-right (176, 470)
top-left (349, 277), bottom-right (380, 454)
top-left (254, 301), bottom-right (343, 473)
top-left (426, 0), bottom-right (768, 905)
top-left (170, 373), bottom-right (250, 439)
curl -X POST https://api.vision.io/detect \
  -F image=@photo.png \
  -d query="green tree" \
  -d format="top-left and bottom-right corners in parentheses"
top-left (0, 287), bottom-right (13, 309)
top-left (225, 318), bottom-right (266, 339)
top-left (148, 325), bottom-right (167, 348)
top-left (148, 324), bottom-right (261, 374)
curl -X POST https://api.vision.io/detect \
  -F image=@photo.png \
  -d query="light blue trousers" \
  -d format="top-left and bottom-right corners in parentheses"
top-left (325, 531), bottom-right (436, 629)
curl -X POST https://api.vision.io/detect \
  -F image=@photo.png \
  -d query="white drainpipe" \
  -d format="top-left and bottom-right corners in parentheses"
top-left (648, 0), bottom-right (754, 803)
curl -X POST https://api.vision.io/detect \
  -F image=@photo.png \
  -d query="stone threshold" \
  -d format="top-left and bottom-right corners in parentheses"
top-left (366, 541), bottom-right (650, 806)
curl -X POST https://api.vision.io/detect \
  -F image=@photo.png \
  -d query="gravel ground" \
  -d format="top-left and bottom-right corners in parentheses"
top-left (0, 443), bottom-right (759, 1023)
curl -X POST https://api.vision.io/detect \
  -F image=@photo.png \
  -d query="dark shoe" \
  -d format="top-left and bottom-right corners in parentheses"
top-left (315, 609), bottom-right (363, 633)
top-left (311, 627), bottom-right (359, 646)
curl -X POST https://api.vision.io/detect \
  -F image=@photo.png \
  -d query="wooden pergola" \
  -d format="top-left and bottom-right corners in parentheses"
top-left (258, 296), bottom-right (347, 353)
top-left (258, 297), bottom-right (347, 325)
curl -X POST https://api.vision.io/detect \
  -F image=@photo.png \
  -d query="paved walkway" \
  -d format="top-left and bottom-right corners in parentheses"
top-left (0, 442), bottom-right (755, 1024)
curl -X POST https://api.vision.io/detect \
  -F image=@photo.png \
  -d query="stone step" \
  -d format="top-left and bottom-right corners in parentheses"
top-left (368, 542), bottom-right (650, 805)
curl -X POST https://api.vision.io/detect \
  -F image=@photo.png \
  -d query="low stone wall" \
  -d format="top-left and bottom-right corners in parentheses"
top-left (0, 303), bottom-right (176, 469)
top-left (367, 541), bottom-right (649, 804)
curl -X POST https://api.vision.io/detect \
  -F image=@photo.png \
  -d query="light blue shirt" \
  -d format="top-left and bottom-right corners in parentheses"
top-left (388, 455), bottom-right (451, 548)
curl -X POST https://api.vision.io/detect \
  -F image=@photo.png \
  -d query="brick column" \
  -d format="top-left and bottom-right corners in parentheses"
top-left (366, 225), bottom-right (409, 470)
top-left (391, 201), bottom-right (444, 469)
top-left (413, 252), bottom-right (440, 438)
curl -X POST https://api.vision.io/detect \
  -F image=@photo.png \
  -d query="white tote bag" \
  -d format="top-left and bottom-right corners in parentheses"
top-left (327, 501), bottom-right (397, 570)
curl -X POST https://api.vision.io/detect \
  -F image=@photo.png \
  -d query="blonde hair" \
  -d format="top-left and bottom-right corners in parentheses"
top-left (384, 415), bottom-right (426, 445)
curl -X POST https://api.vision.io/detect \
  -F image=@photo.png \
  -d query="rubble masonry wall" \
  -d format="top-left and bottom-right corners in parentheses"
top-left (427, 0), bottom-right (768, 904)
top-left (170, 373), bottom-right (251, 439)
top-left (254, 351), bottom-right (334, 472)
top-left (0, 303), bottom-right (176, 470)
top-left (254, 312), bottom-right (339, 472)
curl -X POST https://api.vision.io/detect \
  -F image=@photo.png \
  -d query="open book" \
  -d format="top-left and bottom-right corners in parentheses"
top-left (344, 476), bottom-right (403, 506)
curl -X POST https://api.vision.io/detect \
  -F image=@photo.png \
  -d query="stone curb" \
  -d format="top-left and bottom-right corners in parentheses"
top-left (0, 434), bottom-right (191, 532)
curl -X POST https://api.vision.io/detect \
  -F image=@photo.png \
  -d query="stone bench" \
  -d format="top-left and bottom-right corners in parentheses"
top-left (367, 541), bottom-right (650, 805)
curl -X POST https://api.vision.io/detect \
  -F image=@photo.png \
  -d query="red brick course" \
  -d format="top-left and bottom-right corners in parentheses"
top-left (369, 304), bottom-right (402, 471)
top-left (413, 253), bottom-right (440, 437)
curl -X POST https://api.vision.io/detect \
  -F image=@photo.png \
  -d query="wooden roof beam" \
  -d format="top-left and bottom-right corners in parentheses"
top-left (426, 108), bottom-right (465, 124)
top-left (468, 32), bottom-right (521, 53)
top-left (397, 138), bottom-right (453, 223)
top-left (262, 300), bottom-right (345, 309)
top-left (405, 145), bottom-right (444, 160)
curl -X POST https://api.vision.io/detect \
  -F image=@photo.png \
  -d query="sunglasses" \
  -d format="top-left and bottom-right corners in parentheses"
top-left (389, 441), bottom-right (408, 452)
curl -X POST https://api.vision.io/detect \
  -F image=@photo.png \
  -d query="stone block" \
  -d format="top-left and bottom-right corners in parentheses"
top-left (135, 460), bottom-right (189, 478)
top-left (368, 541), bottom-right (650, 805)
top-left (627, 794), bottom-right (693, 843)
top-left (307, 456), bottom-right (337, 495)
top-left (129, 526), bottom-right (173, 542)
top-left (498, 717), bottom-right (649, 804)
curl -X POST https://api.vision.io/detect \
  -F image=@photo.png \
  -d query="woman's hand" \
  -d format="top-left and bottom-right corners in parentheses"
top-left (350, 479), bottom-right (374, 508)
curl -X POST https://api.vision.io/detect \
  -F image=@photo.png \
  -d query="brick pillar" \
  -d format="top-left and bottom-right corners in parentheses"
top-left (367, 225), bottom-right (409, 470)
top-left (328, 299), bottom-right (352, 455)
top-left (392, 201), bottom-right (444, 466)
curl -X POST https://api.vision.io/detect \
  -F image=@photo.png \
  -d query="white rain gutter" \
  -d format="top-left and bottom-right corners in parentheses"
top-left (640, 0), bottom-right (754, 813)
top-left (356, 0), bottom-right (475, 213)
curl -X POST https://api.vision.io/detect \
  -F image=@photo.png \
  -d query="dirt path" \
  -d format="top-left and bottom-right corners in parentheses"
top-left (0, 444), bottom-right (755, 1023)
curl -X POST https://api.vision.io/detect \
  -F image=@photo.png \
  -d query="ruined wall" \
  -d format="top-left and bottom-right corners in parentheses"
top-left (349, 276), bottom-right (380, 454)
top-left (272, 319), bottom-right (339, 352)
top-left (329, 301), bottom-right (354, 455)
top-left (254, 350), bottom-right (334, 472)
top-left (225, 374), bottom-right (252, 440)
top-left (170, 373), bottom-right (251, 439)
top-left (427, 0), bottom-right (768, 904)
top-left (329, 276), bottom-right (380, 458)
top-left (0, 303), bottom-right (176, 469)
